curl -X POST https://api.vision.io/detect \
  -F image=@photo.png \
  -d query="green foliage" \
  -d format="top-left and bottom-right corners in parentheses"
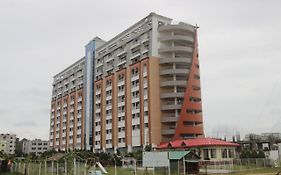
top-left (250, 150), bottom-right (258, 158)
top-left (144, 145), bottom-right (152, 151)
top-left (15, 138), bottom-right (27, 157)
top-left (240, 149), bottom-right (266, 158)
top-left (39, 148), bottom-right (57, 160)
top-left (240, 150), bottom-right (251, 158)
top-left (257, 150), bottom-right (265, 158)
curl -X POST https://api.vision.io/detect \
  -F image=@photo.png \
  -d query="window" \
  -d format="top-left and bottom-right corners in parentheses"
top-left (203, 149), bottom-right (209, 160)
top-left (210, 149), bottom-right (216, 158)
top-left (143, 64), bottom-right (147, 73)
top-left (222, 149), bottom-right (228, 158)
top-left (228, 149), bottom-right (234, 158)
top-left (189, 97), bottom-right (201, 102)
top-left (186, 109), bottom-right (202, 114)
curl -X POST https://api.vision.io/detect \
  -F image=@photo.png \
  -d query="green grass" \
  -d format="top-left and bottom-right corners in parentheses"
top-left (0, 173), bottom-right (23, 175)
top-left (213, 167), bottom-right (281, 175)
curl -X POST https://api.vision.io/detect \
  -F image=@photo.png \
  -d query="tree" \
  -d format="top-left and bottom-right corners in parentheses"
top-left (251, 150), bottom-right (258, 158)
top-left (144, 145), bottom-right (152, 152)
top-left (15, 138), bottom-right (27, 157)
top-left (240, 150), bottom-right (251, 158)
top-left (257, 150), bottom-right (265, 158)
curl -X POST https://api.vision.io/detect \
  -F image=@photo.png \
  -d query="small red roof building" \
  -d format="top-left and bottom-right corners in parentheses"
top-left (157, 138), bottom-right (240, 149)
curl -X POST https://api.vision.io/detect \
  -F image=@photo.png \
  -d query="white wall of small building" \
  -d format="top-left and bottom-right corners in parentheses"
top-left (190, 146), bottom-right (237, 161)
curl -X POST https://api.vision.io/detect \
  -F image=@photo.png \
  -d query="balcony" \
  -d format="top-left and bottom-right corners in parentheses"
top-left (131, 86), bottom-right (139, 92)
top-left (161, 116), bottom-right (178, 123)
top-left (77, 105), bottom-right (82, 110)
top-left (118, 101), bottom-right (125, 107)
top-left (118, 91), bottom-right (125, 96)
top-left (160, 92), bottom-right (185, 99)
top-left (131, 43), bottom-right (140, 50)
top-left (161, 104), bottom-right (182, 110)
top-left (95, 90), bottom-right (101, 95)
top-left (158, 35), bottom-right (194, 43)
top-left (96, 61), bottom-right (103, 68)
top-left (105, 56), bottom-right (114, 63)
top-left (106, 95), bottom-right (112, 101)
top-left (143, 82), bottom-right (148, 88)
top-left (130, 53), bottom-right (141, 60)
top-left (105, 66), bottom-right (114, 73)
top-left (95, 108), bottom-right (101, 113)
top-left (117, 80), bottom-right (125, 86)
top-left (158, 46), bottom-right (193, 54)
top-left (106, 105), bottom-right (112, 110)
top-left (160, 69), bottom-right (189, 76)
top-left (142, 49), bottom-right (149, 55)
top-left (141, 38), bottom-right (149, 44)
top-left (117, 59), bottom-right (126, 67)
top-left (158, 24), bottom-right (195, 33)
top-left (160, 80), bottom-right (187, 87)
top-left (78, 97), bottom-right (82, 102)
top-left (95, 98), bottom-right (101, 104)
top-left (162, 129), bottom-right (175, 135)
top-left (117, 50), bottom-right (126, 57)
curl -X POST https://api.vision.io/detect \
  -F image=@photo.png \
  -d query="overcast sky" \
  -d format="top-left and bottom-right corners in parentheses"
top-left (0, 0), bottom-right (281, 140)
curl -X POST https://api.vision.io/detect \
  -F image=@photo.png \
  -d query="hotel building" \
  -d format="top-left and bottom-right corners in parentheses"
top-left (49, 13), bottom-right (204, 152)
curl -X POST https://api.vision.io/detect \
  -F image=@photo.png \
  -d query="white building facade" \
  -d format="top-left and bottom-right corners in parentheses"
top-left (0, 133), bottom-right (16, 154)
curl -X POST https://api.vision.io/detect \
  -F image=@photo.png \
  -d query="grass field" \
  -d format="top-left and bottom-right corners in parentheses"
top-left (213, 167), bottom-right (281, 175)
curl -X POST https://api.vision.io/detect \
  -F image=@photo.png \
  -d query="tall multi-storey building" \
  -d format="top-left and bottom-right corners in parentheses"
top-left (49, 13), bottom-right (204, 152)
top-left (22, 139), bottom-right (49, 155)
top-left (50, 58), bottom-right (86, 151)
top-left (0, 134), bottom-right (16, 154)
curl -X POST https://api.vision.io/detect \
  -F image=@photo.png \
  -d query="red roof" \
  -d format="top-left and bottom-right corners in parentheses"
top-left (157, 138), bottom-right (240, 149)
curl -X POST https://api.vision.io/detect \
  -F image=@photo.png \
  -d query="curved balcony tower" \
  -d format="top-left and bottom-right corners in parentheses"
top-left (158, 24), bottom-right (204, 141)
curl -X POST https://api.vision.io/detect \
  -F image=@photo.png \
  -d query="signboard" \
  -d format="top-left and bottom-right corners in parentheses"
top-left (143, 152), bottom-right (169, 167)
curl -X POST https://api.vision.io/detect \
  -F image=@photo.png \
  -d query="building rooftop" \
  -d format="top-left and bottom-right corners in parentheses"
top-left (157, 138), bottom-right (240, 149)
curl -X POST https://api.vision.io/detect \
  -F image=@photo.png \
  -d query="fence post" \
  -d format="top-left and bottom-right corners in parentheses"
top-left (27, 162), bottom-right (30, 175)
top-left (74, 157), bottom-right (76, 175)
top-left (52, 160), bottom-right (54, 175)
top-left (45, 161), bottom-right (47, 175)
top-left (56, 161), bottom-right (59, 175)
top-left (39, 161), bottom-right (41, 175)
top-left (84, 160), bottom-right (86, 175)
top-left (65, 158), bottom-right (67, 175)
top-left (255, 158), bottom-right (258, 168)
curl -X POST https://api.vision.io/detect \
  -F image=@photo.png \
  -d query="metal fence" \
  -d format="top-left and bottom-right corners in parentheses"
top-left (11, 159), bottom-right (94, 175)
top-left (199, 158), bottom-right (273, 174)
